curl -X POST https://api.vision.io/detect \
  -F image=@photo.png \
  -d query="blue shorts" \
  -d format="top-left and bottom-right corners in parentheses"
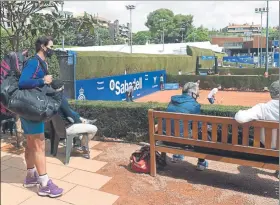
top-left (208, 98), bottom-right (215, 104)
top-left (20, 117), bottom-right (44, 135)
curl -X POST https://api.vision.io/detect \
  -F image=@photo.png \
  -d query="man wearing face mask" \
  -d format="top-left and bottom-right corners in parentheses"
top-left (19, 36), bottom-right (63, 198)
top-left (155, 82), bottom-right (208, 171)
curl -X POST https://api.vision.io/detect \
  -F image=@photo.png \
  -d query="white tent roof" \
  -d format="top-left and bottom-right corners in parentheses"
top-left (62, 41), bottom-right (224, 54)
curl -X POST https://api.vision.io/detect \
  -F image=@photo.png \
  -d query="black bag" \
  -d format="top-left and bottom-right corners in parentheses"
top-left (0, 71), bottom-right (63, 122)
top-left (0, 51), bottom-right (29, 116)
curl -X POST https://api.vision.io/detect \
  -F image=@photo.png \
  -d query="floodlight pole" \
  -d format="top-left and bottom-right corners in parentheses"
top-left (61, 1), bottom-right (65, 51)
top-left (255, 7), bottom-right (268, 68)
top-left (126, 5), bottom-right (135, 54)
top-left (159, 19), bottom-right (166, 52)
top-left (265, 0), bottom-right (269, 73)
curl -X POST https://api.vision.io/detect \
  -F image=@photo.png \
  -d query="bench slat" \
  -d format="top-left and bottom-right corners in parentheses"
top-left (202, 122), bottom-right (208, 141)
top-left (265, 129), bottom-right (272, 149)
top-left (174, 120), bottom-right (180, 137)
top-left (157, 118), bottom-right (163, 135)
top-left (232, 124), bottom-right (238, 145)
top-left (192, 121), bottom-right (198, 140)
top-left (183, 120), bottom-right (189, 138)
top-left (153, 111), bottom-right (278, 129)
top-left (242, 125), bottom-right (249, 146)
top-left (254, 127), bottom-right (261, 147)
top-left (211, 124), bottom-right (217, 142)
top-left (166, 119), bottom-right (171, 136)
top-left (154, 134), bottom-right (278, 157)
top-left (155, 146), bottom-right (278, 171)
top-left (222, 124), bottom-right (228, 143)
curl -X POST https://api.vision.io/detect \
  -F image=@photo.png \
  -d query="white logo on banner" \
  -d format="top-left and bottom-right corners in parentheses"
top-left (109, 77), bottom-right (142, 95)
top-left (153, 76), bottom-right (157, 84)
top-left (96, 81), bottom-right (105, 90)
top-left (78, 87), bottom-right (86, 100)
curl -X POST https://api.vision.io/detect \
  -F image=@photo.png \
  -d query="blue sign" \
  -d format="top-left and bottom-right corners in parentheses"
top-left (76, 70), bottom-right (166, 101)
top-left (223, 56), bottom-right (254, 64)
top-left (201, 56), bottom-right (215, 60)
top-left (164, 83), bottom-right (179, 90)
top-left (273, 40), bottom-right (279, 47)
top-left (67, 50), bottom-right (76, 65)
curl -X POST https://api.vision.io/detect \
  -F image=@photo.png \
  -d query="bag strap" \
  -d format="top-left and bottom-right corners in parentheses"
top-left (22, 56), bottom-right (49, 76)
top-left (34, 55), bottom-right (49, 75)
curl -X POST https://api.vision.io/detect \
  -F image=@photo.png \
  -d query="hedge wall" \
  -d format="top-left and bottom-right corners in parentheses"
top-left (70, 100), bottom-right (247, 142)
top-left (166, 74), bottom-right (279, 91)
top-left (75, 46), bottom-right (226, 79)
top-left (186, 46), bottom-right (215, 69)
top-left (200, 67), bottom-right (279, 76)
top-left (76, 51), bottom-right (195, 79)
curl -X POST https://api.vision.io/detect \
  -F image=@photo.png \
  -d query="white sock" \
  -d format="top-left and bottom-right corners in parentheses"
top-left (27, 167), bottom-right (36, 177)
top-left (38, 174), bottom-right (49, 187)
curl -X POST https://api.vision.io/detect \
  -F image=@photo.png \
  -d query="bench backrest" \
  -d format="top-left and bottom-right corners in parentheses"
top-left (148, 109), bottom-right (279, 158)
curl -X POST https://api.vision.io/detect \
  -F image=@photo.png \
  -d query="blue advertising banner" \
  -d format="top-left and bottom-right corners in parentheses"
top-left (223, 56), bottom-right (254, 64)
top-left (76, 70), bottom-right (166, 101)
top-left (164, 83), bottom-right (179, 90)
top-left (201, 56), bottom-right (215, 60)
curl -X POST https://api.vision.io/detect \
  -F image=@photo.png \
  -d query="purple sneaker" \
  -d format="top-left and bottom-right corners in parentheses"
top-left (38, 179), bottom-right (63, 198)
top-left (23, 172), bottom-right (39, 188)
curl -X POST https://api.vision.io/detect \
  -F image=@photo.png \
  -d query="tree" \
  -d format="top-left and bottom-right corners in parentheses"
top-left (0, 1), bottom-right (60, 52)
top-left (145, 9), bottom-right (174, 33)
top-left (185, 26), bottom-right (210, 42)
top-left (268, 27), bottom-right (279, 41)
top-left (30, 11), bottom-right (96, 47)
top-left (133, 31), bottom-right (151, 45)
top-left (145, 8), bottom-right (194, 43)
top-left (170, 14), bottom-right (193, 43)
top-left (145, 9), bottom-right (174, 43)
top-left (94, 27), bottom-right (114, 46)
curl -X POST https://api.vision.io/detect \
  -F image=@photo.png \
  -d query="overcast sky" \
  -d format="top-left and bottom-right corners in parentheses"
top-left (64, 1), bottom-right (279, 32)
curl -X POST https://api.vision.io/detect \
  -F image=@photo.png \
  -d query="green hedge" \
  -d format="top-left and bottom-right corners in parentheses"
top-left (166, 74), bottom-right (279, 91)
top-left (70, 100), bottom-right (247, 142)
top-left (186, 46), bottom-right (215, 70)
top-left (200, 67), bottom-right (279, 76)
top-left (76, 51), bottom-right (195, 79)
top-left (75, 46), bottom-right (226, 79)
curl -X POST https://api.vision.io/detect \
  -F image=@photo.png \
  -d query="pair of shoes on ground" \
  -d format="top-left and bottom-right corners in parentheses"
top-left (171, 155), bottom-right (209, 171)
top-left (24, 172), bottom-right (63, 198)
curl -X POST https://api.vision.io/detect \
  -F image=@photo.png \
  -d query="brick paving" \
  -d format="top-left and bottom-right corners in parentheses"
top-left (1, 137), bottom-right (119, 205)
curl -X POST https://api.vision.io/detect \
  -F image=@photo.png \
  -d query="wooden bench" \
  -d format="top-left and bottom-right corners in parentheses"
top-left (148, 109), bottom-right (279, 177)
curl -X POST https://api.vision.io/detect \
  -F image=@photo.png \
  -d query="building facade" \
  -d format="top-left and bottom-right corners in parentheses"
top-left (108, 20), bottom-right (129, 42)
top-left (211, 36), bottom-right (273, 56)
top-left (223, 23), bottom-right (261, 36)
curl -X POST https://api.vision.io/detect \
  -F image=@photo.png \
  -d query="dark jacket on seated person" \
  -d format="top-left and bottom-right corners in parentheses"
top-left (162, 94), bottom-right (200, 138)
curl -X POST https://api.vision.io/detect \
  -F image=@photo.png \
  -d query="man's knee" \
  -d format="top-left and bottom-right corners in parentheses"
top-left (26, 134), bottom-right (45, 152)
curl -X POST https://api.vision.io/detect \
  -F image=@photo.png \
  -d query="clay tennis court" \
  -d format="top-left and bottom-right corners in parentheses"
top-left (135, 90), bottom-right (270, 107)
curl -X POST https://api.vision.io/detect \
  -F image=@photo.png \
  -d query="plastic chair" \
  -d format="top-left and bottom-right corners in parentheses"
top-left (45, 114), bottom-right (91, 165)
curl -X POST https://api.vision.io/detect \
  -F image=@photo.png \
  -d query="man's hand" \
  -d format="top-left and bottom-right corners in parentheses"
top-left (43, 75), bottom-right (53, 85)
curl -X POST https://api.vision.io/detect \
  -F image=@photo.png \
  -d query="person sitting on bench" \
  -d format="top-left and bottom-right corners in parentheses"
top-left (235, 80), bottom-right (279, 176)
top-left (155, 82), bottom-right (208, 171)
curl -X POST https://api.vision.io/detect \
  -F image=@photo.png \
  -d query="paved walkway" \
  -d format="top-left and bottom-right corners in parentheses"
top-left (1, 138), bottom-right (119, 205)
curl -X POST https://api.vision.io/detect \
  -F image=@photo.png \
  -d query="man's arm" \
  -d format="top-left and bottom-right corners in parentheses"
top-left (18, 60), bottom-right (44, 89)
top-left (234, 104), bottom-right (264, 123)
